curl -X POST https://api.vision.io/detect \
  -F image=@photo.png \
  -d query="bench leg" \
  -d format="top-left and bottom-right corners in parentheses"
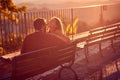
top-left (111, 39), bottom-right (116, 54)
top-left (115, 60), bottom-right (120, 79)
top-left (85, 45), bottom-right (89, 63)
top-left (99, 68), bottom-right (103, 80)
top-left (58, 66), bottom-right (78, 80)
top-left (99, 43), bottom-right (103, 57)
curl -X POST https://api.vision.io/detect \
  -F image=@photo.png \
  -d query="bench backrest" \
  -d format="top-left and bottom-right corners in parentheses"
top-left (11, 43), bottom-right (76, 80)
top-left (87, 23), bottom-right (120, 45)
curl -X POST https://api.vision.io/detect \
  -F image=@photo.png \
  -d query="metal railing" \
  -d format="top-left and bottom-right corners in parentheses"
top-left (0, 3), bottom-right (120, 54)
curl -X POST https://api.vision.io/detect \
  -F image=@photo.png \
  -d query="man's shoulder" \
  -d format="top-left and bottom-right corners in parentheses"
top-left (46, 33), bottom-right (59, 38)
top-left (25, 33), bottom-right (34, 38)
top-left (24, 32), bottom-right (39, 40)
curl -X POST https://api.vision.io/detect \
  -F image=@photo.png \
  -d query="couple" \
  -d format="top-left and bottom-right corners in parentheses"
top-left (21, 17), bottom-right (71, 54)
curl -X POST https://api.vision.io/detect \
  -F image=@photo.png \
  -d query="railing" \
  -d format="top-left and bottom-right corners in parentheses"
top-left (0, 3), bottom-right (120, 54)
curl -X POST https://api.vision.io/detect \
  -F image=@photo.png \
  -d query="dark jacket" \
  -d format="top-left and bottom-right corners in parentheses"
top-left (21, 31), bottom-right (69, 54)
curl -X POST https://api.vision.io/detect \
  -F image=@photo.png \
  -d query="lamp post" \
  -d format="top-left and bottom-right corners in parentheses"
top-left (99, 5), bottom-right (107, 26)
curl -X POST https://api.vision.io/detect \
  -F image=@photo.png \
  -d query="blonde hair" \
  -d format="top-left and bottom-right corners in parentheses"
top-left (50, 17), bottom-right (64, 34)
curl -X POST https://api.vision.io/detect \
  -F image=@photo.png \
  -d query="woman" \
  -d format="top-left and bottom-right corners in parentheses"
top-left (48, 17), bottom-right (71, 43)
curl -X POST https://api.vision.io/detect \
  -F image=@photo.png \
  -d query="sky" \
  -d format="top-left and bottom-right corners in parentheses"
top-left (13, 0), bottom-right (110, 4)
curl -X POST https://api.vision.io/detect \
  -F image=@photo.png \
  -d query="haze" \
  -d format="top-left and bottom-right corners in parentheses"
top-left (14, 0), bottom-right (111, 4)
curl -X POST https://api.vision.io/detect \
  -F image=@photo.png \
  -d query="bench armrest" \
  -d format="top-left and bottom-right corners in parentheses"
top-left (0, 57), bottom-right (12, 64)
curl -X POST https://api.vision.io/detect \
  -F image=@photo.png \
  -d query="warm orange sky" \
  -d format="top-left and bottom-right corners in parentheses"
top-left (14, 0), bottom-right (110, 4)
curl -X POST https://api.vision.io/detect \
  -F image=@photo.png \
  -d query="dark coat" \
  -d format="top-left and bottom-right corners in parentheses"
top-left (21, 31), bottom-right (68, 54)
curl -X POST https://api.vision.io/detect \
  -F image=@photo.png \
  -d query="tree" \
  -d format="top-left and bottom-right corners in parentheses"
top-left (0, 0), bottom-right (27, 22)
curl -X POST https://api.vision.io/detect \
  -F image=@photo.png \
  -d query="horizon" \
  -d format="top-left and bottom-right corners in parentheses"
top-left (13, 0), bottom-right (111, 4)
top-left (13, 0), bottom-right (120, 9)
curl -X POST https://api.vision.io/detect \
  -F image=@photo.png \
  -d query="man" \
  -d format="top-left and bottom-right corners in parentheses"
top-left (21, 18), bottom-right (69, 54)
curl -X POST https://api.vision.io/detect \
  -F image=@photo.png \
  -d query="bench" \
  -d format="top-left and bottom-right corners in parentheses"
top-left (7, 43), bottom-right (77, 80)
top-left (73, 22), bottom-right (120, 79)
top-left (74, 22), bottom-right (120, 62)
top-left (85, 23), bottom-right (120, 60)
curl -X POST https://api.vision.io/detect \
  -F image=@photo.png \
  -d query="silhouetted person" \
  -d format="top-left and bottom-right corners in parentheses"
top-left (21, 18), bottom-right (69, 54)
top-left (48, 17), bottom-right (71, 43)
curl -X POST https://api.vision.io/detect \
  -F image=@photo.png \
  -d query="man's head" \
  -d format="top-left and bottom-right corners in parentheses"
top-left (34, 18), bottom-right (46, 32)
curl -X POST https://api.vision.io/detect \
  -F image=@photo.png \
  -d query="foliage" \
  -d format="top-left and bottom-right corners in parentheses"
top-left (0, 0), bottom-right (27, 22)
top-left (65, 17), bottom-right (79, 36)
top-left (2, 34), bottom-right (23, 54)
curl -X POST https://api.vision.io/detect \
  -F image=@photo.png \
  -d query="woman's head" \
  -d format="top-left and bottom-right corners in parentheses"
top-left (48, 17), bottom-right (64, 34)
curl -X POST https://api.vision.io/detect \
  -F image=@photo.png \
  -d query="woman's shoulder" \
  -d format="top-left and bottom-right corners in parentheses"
top-left (49, 33), bottom-right (71, 43)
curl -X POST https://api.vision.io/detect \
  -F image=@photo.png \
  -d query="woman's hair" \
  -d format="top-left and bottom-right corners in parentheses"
top-left (50, 17), bottom-right (64, 34)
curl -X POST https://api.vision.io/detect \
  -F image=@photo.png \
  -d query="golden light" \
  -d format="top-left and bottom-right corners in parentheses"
top-left (65, 17), bottom-right (79, 36)
top-left (0, 47), bottom-right (4, 54)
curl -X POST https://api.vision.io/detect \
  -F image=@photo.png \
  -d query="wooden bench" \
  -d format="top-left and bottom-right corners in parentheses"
top-left (85, 23), bottom-right (120, 60)
top-left (74, 22), bottom-right (120, 62)
top-left (7, 43), bottom-right (77, 80)
top-left (73, 22), bottom-right (120, 79)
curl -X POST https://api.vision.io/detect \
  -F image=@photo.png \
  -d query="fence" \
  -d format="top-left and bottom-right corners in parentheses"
top-left (0, 3), bottom-right (120, 54)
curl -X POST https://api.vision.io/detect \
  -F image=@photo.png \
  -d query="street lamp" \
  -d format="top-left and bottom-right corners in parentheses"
top-left (99, 5), bottom-right (107, 26)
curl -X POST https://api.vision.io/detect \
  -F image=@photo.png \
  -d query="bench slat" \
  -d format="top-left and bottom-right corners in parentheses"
top-left (11, 43), bottom-right (76, 80)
